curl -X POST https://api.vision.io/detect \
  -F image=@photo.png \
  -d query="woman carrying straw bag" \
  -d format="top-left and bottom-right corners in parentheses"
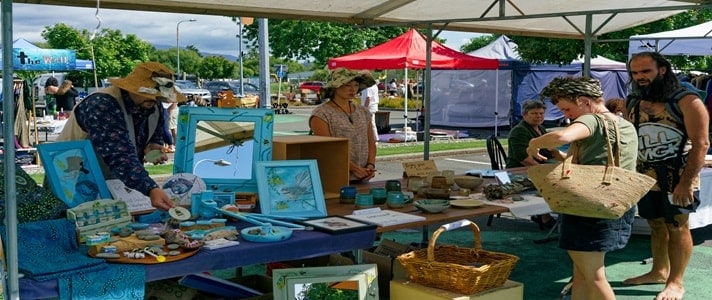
top-left (526, 77), bottom-right (639, 300)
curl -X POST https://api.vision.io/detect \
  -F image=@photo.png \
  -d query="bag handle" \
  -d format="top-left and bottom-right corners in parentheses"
top-left (559, 113), bottom-right (620, 185)
top-left (599, 113), bottom-right (621, 185)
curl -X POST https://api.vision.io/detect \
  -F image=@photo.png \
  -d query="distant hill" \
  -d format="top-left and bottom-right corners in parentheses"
top-left (153, 44), bottom-right (238, 62)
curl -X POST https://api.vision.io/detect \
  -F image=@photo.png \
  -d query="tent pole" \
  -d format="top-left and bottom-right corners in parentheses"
top-left (2, 1), bottom-right (21, 298)
top-left (423, 26), bottom-right (433, 160)
top-left (583, 14), bottom-right (593, 76)
top-left (404, 65), bottom-right (408, 133)
top-left (494, 69), bottom-right (499, 137)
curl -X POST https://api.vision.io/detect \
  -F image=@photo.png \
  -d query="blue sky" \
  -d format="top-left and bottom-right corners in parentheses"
top-left (11, 4), bottom-right (486, 57)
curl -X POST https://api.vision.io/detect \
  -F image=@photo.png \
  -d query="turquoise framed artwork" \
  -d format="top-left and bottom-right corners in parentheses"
top-left (255, 159), bottom-right (327, 218)
top-left (173, 107), bottom-right (274, 193)
top-left (37, 139), bottom-right (112, 208)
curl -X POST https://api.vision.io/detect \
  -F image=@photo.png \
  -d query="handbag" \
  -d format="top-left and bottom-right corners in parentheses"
top-left (528, 114), bottom-right (657, 219)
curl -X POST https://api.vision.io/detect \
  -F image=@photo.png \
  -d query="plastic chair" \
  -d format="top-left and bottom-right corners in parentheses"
top-left (486, 135), bottom-right (507, 170)
top-left (486, 135), bottom-right (507, 225)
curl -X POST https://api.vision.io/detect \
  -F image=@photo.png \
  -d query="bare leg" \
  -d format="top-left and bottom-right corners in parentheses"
top-left (568, 250), bottom-right (615, 300)
top-left (656, 214), bottom-right (690, 300)
top-left (623, 217), bottom-right (669, 285)
top-left (170, 128), bottom-right (177, 149)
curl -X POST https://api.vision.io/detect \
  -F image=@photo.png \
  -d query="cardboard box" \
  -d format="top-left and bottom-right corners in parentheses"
top-left (272, 136), bottom-right (349, 199)
top-left (178, 273), bottom-right (272, 299)
top-left (268, 253), bottom-right (354, 276)
top-left (362, 239), bottom-right (413, 298)
top-left (390, 279), bottom-right (524, 300)
top-left (230, 275), bottom-right (273, 300)
top-left (402, 160), bottom-right (439, 192)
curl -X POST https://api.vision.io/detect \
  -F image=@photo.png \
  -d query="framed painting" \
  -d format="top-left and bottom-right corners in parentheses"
top-left (300, 216), bottom-right (376, 234)
top-left (255, 160), bottom-right (327, 218)
top-left (37, 139), bottom-right (112, 208)
top-left (272, 264), bottom-right (379, 300)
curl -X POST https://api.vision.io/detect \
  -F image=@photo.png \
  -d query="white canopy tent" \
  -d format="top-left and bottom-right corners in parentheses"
top-left (629, 20), bottom-right (712, 56)
top-left (3, 1), bottom-right (711, 298)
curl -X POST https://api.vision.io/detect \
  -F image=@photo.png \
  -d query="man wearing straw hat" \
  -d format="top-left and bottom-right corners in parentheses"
top-left (56, 62), bottom-right (185, 211)
top-left (624, 52), bottom-right (709, 300)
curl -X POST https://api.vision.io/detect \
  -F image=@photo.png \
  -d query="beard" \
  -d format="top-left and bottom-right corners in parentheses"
top-left (635, 75), bottom-right (667, 103)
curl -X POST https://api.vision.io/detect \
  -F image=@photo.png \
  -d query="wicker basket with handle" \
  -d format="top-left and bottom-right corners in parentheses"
top-left (396, 219), bottom-right (519, 295)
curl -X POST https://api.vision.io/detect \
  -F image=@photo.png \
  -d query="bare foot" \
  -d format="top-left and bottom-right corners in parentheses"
top-left (656, 284), bottom-right (684, 300)
top-left (622, 272), bottom-right (667, 285)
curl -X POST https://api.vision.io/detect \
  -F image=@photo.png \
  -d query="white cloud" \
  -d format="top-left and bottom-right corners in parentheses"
top-left (11, 3), bottom-right (486, 57)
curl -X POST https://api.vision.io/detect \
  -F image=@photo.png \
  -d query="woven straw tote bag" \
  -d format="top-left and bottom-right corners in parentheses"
top-left (528, 114), bottom-right (656, 219)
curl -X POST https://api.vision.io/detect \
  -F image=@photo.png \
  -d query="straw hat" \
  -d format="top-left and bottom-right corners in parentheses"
top-left (109, 62), bottom-right (186, 103)
top-left (324, 68), bottom-right (376, 91)
top-left (321, 68), bottom-right (376, 100)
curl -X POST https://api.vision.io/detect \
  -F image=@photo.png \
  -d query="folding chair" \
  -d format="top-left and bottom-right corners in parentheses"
top-left (486, 135), bottom-right (507, 225)
top-left (486, 135), bottom-right (507, 170)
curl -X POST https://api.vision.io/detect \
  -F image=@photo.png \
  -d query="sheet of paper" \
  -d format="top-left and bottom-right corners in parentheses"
top-left (106, 179), bottom-right (154, 213)
top-left (494, 171), bottom-right (511, 184)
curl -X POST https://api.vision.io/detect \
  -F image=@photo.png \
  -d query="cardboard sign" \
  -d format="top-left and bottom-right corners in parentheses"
top-left (402, 160), bottom-right (438, 177)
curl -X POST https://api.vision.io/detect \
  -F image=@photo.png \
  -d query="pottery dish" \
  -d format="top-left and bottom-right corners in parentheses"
top-left (414, 199), bottom-right (450, 213)
top-left (453, 176), bottom-right (484, 189)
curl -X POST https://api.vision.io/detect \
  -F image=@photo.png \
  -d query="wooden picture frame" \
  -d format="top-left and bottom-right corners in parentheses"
top-left (272, 264), bottom-right (379, 300)
top-left (37, 140), bottom-right (112, 208)
top-left (300, 216), bottom-right (377, 234)
top-left (255, 159), bottom-right (327, 218)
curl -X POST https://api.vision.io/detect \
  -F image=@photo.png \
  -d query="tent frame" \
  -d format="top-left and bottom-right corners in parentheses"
top-left (3, 1), bottom-right (712, 298)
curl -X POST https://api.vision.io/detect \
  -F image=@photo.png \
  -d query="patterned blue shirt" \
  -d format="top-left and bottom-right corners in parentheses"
top-left (74, 90), bottom-right (165, 196)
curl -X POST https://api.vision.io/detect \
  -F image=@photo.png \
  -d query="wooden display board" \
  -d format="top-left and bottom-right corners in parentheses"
top-left (272, 136), bottom-right (349, 200)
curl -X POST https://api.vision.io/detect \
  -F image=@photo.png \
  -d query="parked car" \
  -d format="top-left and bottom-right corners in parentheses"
top-left (204, 81), bottom-right (260, 108)
top-left (174, 80), bottom-right (211, 106)
top-left (297, 81), bottom-right (325, 104)
top-left (298, 81), bottom-right (324, 94)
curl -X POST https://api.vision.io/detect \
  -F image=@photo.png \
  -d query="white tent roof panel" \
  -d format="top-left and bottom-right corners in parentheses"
top-left (629, 20), bottom-right (712, 56)
top-left (18, 0), bottom-right (701, 39)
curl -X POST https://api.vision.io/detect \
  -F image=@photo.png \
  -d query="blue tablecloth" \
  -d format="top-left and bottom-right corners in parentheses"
top-left (19, 227), bottom-right (376, 299)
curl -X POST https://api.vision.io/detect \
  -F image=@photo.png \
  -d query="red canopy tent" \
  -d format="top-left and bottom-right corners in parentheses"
top-left (328, 29), bottom-right (499, 136)
top-left (328, 28), bottom-right (499, 70)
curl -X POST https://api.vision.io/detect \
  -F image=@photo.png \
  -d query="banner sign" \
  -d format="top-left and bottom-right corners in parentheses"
top-left (12, 48), bottom-right (77, 71)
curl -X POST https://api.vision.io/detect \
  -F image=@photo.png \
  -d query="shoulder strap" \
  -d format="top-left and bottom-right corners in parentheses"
top-left (666, 88), bottom-right (698, 126)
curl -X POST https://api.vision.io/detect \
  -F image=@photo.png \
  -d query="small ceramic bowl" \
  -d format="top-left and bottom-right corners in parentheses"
top-left (453, 176), bottom-right (484, 189)
top-left (414, 199), bottom-right (450, 213)
top-left (423, 188), bottom-right (451, 199)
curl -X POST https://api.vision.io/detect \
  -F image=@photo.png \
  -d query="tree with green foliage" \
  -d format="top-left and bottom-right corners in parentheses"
top-left (41, 24), bottom-right (153, 82)
top-left (459, 35), bottom-right (497, 54)
top-left (199, 56), bottom-right (236, 79)
top-left (242, 21), bottom-right (409, 67)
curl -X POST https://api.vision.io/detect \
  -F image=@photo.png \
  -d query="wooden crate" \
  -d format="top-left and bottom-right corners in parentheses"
top-left (272, 136), bottom-right (349, 199)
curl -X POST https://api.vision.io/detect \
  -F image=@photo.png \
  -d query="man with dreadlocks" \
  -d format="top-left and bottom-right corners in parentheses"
top-left (623, 52), bottom-right (709, 300)
top-left (527, 76), bottom-right (639, 300)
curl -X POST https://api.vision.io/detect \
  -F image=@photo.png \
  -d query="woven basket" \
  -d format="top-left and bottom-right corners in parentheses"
top-left (396, 220), bottom-right (519, 295)
top-left (528, 114), bottom-right (656, 219)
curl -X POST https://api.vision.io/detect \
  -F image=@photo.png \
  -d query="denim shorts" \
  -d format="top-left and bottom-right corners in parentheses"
top-left (558, 207), bottom-right (636, 252)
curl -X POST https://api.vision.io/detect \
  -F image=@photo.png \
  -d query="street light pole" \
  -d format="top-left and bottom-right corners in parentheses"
top-left (176, 19), bottom-right (197, 79)
top-left (238, 18), bottom-right (245, 97)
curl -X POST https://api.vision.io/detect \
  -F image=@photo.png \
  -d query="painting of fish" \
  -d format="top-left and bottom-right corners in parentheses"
top-left (256, 160), bottom-right (327, 218)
